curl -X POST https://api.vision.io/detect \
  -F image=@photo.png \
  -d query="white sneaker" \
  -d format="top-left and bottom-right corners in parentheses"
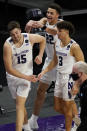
top-left (22, 123), bottom-right (33, 131)
top-left (71, 123), bottom-right (78, 131)
top-left (28, 119), bottom-right (39, 130)
top-left (73, 116), bottom-right (81, 126)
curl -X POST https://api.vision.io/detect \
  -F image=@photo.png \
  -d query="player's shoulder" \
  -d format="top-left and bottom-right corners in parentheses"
top-left (29, 33), bottom-right (44, 41)
top-left (3, 40), bottom-right (12, 51)
top-left (71, 42), bottom-right (81, 53)
top-left (4, 37), bottom-right (13, 47)
top-left (6, 36), bottom-right (12, 43)
top-left (71, 42), bottom-right (80, 49)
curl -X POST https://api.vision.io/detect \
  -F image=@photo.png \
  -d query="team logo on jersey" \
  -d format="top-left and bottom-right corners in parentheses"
top-left (25, 40), bottom-right (29, 43)
top-left (24, 34), bottom-right (27, 37)
top-left (66, 45), bottom-right (70, 50)
top-left (9, 38), bottom-right (13, 43)
top-left (66, 40), bottom-right (73, 50)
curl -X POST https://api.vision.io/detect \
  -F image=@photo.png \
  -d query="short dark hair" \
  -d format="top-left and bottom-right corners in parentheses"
top-left (48, 3), bottom-right (62, 15)
top-left (57, 21), bottom-right (75, 36)
top-left (7, 21), bottom-right (20, 32)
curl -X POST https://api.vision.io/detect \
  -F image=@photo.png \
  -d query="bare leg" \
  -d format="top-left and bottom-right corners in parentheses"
top-left (63, 100), bottom-right (73, 131)
top-left (54, 96), bottom-right (64, 114)
top-left (54, 97), bottom-right (73, 131)
top-left (23, 107), bottom-right (28, 124)
top-left (72, 101), bottom-right (81, 126)
top-left (72, 101), bottom-right (78, 117)
top-left (16, 95), bottom-right (26, 131)
top-left (28, 81), bottom-right (49, 129)
top-left (33, 81), bottom-right (49, 115)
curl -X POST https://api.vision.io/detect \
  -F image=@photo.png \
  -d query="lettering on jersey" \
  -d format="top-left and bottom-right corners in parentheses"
top-left (46, 33), bottom-right (54, 44)
top-left (68, 81), bottom-right (73, 98)
top-left (14, 50), bottom-right (29, 56)
top-left (56, 51), bottom-right (67, 56)
top-left (68, 81), bottom-right (73, 90)
top-left (26, 43), bottom-right (29, 46)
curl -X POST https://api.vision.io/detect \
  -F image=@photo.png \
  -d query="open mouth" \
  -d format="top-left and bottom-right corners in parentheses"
top-left (47, 17), bottom-right (52, 21)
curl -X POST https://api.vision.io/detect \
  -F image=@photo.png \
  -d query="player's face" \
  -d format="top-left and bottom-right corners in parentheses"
top-left (10, 28), bottom-right (21, 43)
top-left (57, 29), bottom-right (69, 41)
top-left (46, 8), bottom-right (59, 24)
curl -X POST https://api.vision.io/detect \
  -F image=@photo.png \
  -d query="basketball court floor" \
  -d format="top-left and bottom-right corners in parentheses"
top-left (0, 115), bottom-right (66, 131)
top-left (0, 82), bottom-right (79, 131)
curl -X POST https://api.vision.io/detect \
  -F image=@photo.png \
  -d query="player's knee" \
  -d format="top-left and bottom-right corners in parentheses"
top-left (16, 102), bottom-right (25, 111)
top-left (54, 104), bottom-right (60, 112)
top-left (37, 87), bottom-right (46, 96)
top-left (16, 104), bottom-right (21, 111)
top-left (64, 110), bottom-right (72, 118)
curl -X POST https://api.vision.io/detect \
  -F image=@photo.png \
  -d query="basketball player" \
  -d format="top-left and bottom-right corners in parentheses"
top-left (25, 3), bottom-right (62, 129)
top-left (38, 21), bottom-right (84, 131)
top-left (3, 21), bottom-right (46, 131)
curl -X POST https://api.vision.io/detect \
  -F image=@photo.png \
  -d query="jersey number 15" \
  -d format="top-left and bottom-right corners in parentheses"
top-left (17, 54), bottom-right (26, 64)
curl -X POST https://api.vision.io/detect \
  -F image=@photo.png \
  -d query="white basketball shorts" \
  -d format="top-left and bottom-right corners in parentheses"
top-left (7, 75), bottom-right (31, 99)
top-left (40, 58), bottom-right (57, 85)
top-left (54, 72), bottom-right (75, 101)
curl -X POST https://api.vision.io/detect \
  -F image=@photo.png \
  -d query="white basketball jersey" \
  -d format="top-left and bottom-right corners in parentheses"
top-left (6, 33), bottom-right (33, 77)
top-left (45, 22), bottom-right (59, 60)
top-left (55, 39), bottom-right (76, 74)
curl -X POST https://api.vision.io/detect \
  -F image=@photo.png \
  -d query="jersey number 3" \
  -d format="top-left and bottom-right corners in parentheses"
top-left (17, 54), bottom-right (26, 64)
top-left (59, 56), bottom-right (63, 66)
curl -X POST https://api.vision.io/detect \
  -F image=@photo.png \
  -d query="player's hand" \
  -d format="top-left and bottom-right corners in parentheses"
top-left (25, 20), bottom-right (34, 32)
top-left (38, 71), bottom-right (44, 80)
top-left (33, 21), bottom-right (43, 28)
top-left (25, 20), bottom-right (43, 32)
top-left (70, 87), bottom-right (79, 96)
top-left (34, 55), bottom-right (42, 65)
top-left (27, 75), bottom-right (38, 82)
top-left (70, 81), bottom-right (80, 96)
